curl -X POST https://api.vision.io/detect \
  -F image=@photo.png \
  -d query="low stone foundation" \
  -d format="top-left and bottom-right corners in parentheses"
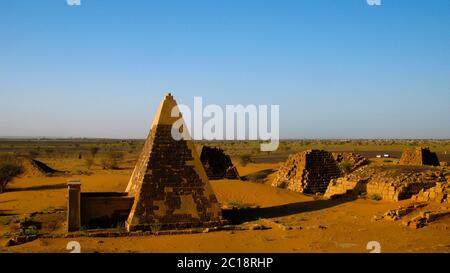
top-left (412, 182), bottom-right (449, 203)
top-left (324, 165), bottom-right (446, 201)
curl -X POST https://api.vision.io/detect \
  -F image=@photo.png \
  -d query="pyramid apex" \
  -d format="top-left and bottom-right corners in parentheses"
top-left (164, 92), bottom-right (174, 100)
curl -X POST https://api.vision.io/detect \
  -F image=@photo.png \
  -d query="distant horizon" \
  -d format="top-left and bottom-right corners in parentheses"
top-left (1, 136), bottom-right (449, 141)
top-left (1, 1), bottom-right (449, 139)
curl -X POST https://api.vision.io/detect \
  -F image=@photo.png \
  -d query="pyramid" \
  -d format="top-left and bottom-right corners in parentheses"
top-left (399, 147), bottom-right (440, 166)
top-left (125, 93), bottom-right (223, 231)
top-left (271, 149), bottom-right (341, 193)
top-left (198, 145), bottom-right (240, 180)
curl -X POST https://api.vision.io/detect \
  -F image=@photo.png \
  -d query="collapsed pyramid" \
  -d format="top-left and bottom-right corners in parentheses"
top-left (125, 93), bottom-right (223, 231)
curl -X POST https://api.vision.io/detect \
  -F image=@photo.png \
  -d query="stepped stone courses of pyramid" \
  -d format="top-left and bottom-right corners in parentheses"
top-left (399, 147), bottom-right (440, 166)
top-left (272, 149), bottom-right (341, 193)
top-left (332, 152), bottom-right (369, 172)
top-left (198, 146), bottom-right (240, 180)
top-left (125, 93), bottom-right (223, 231)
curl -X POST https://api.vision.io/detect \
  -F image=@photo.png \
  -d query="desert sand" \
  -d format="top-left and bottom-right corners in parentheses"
top-left (1, 162), bottom-right (449, 253)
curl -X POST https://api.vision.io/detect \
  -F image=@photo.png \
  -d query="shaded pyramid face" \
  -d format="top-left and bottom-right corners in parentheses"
top-left (125, 93), bottom-right (223, 231)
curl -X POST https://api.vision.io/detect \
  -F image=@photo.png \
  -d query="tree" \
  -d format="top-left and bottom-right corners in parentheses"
top-left (90, 146), bottom-right (100, 157)
top-left (85, 158), bottom-right (94, 171)
top-left (0, 156), bottom-right (23, 193)
top-left (101, 152), bottom-right (124, 170)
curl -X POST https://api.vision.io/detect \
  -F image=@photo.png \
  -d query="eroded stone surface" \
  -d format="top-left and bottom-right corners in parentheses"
top-left (399, 147), bottom-right (440, 166)
top-left (272, 149), bottom-right (341, 193)
top-left (412, 182), bottom-right (450, 204)
top-left (332, 152), bottom-right (369, 172)
top-left (325, 165), bottom-right (447, 201)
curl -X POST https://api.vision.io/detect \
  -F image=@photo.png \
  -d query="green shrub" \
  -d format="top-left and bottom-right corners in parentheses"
top-left (23, 225), bottom-right (39, 236)
top-left (338, 161), bottom-right (353, 174)
top-left (150, 223), bottom-right (162, 233)
top-left (90, 147), bottom-right (100, 157)
top-left (246, 171), bottom-right (268, 183)
top-left (227, 200), bottom-right (250, 209)
top-left (370, 194), bottom-right (382, 201)
top-left (101, 152), bottom-right (123, 170)
top-left (239, 155), bottom-right (252, 167)
top-left (85, 158), bottom-right (94, 170)
top-left (0, 156), bottom-right (23, 193)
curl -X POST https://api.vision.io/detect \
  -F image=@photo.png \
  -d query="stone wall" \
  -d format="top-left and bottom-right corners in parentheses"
top-left (412, 182), bottom-right (449, 203)
top-left (324, 177), bottom-right (367, 199)
top-left (324, 165), bottom-right (446, 201)
top-left (272, 149), bottom-right (341, 193)
top-left (80, 192), bottom-right (134, 228)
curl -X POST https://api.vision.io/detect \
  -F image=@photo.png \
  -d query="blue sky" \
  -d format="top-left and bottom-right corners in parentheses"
top-left (0, 0), bottom-right (449, 139)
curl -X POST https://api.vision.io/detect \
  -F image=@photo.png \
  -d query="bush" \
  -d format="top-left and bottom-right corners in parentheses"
top-left (227, 200), bottom-right (250, 210)
top-left (90, 147), bottom-right (100, 157)
top-left (101, 152), bottom-right (124, 170)
top-left (28, 150), bottom-right (40, 159)
top-left (370, 194), bottom-right (382, 201)
top-left (85, 158), bottom-right (94, 170)
top-left (338, 161), bottom-right (353, 174)
top-left (239, 155), bottom-right (252, 167)
top-left (0, 156), bottom-right (23, 193)
top-left (245, 171), bottom-right (268, 183)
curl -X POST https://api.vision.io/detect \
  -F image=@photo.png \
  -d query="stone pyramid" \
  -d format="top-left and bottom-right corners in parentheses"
top-left (272, 149), bottom-right (341, 193)
top-left (125, 93), bottom-right (223, 231)
top-left (399, 147), bottom-right (440, 166)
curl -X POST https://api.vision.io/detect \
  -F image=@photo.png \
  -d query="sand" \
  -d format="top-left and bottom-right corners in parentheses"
top-left (1, 163), bottom-right (449, 253)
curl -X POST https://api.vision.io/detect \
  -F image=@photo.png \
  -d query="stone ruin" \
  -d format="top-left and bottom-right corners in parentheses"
top-left (325, 165), bottom-right (447, 201)
top-left (272, 149), bottom-right (341, 193)
top-left (197, 145), bottom-right (240, 180)
top-left (412, 182), bottom-right (449, 204)
top-left (67, 93), bottom-right (224, 232)
top-left (382, 202), bottom-right (450, 229)
top-left (332, 152), bottom-right (369, 172)
top-left (399, 147), bottom-right (440, 166)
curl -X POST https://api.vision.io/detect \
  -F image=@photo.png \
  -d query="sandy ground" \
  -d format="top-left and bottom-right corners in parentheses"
top-left (0, 163), bottom-right (449, 253)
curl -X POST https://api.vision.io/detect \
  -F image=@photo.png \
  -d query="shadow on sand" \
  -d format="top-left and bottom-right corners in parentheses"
top-left (222, 196), bottom-right (354, 224)
top-left (0, 210), bottom-right (17, 217)
top-left (8, 183), bottom-right (67, 192)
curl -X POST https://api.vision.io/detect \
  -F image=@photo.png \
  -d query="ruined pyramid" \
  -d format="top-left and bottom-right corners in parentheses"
top-left (399, 147), bottom-right (440, 166)
top-left (272, 149), bottom-right (341, 193)
top-left (125, 93), bottom-right (223, 231)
